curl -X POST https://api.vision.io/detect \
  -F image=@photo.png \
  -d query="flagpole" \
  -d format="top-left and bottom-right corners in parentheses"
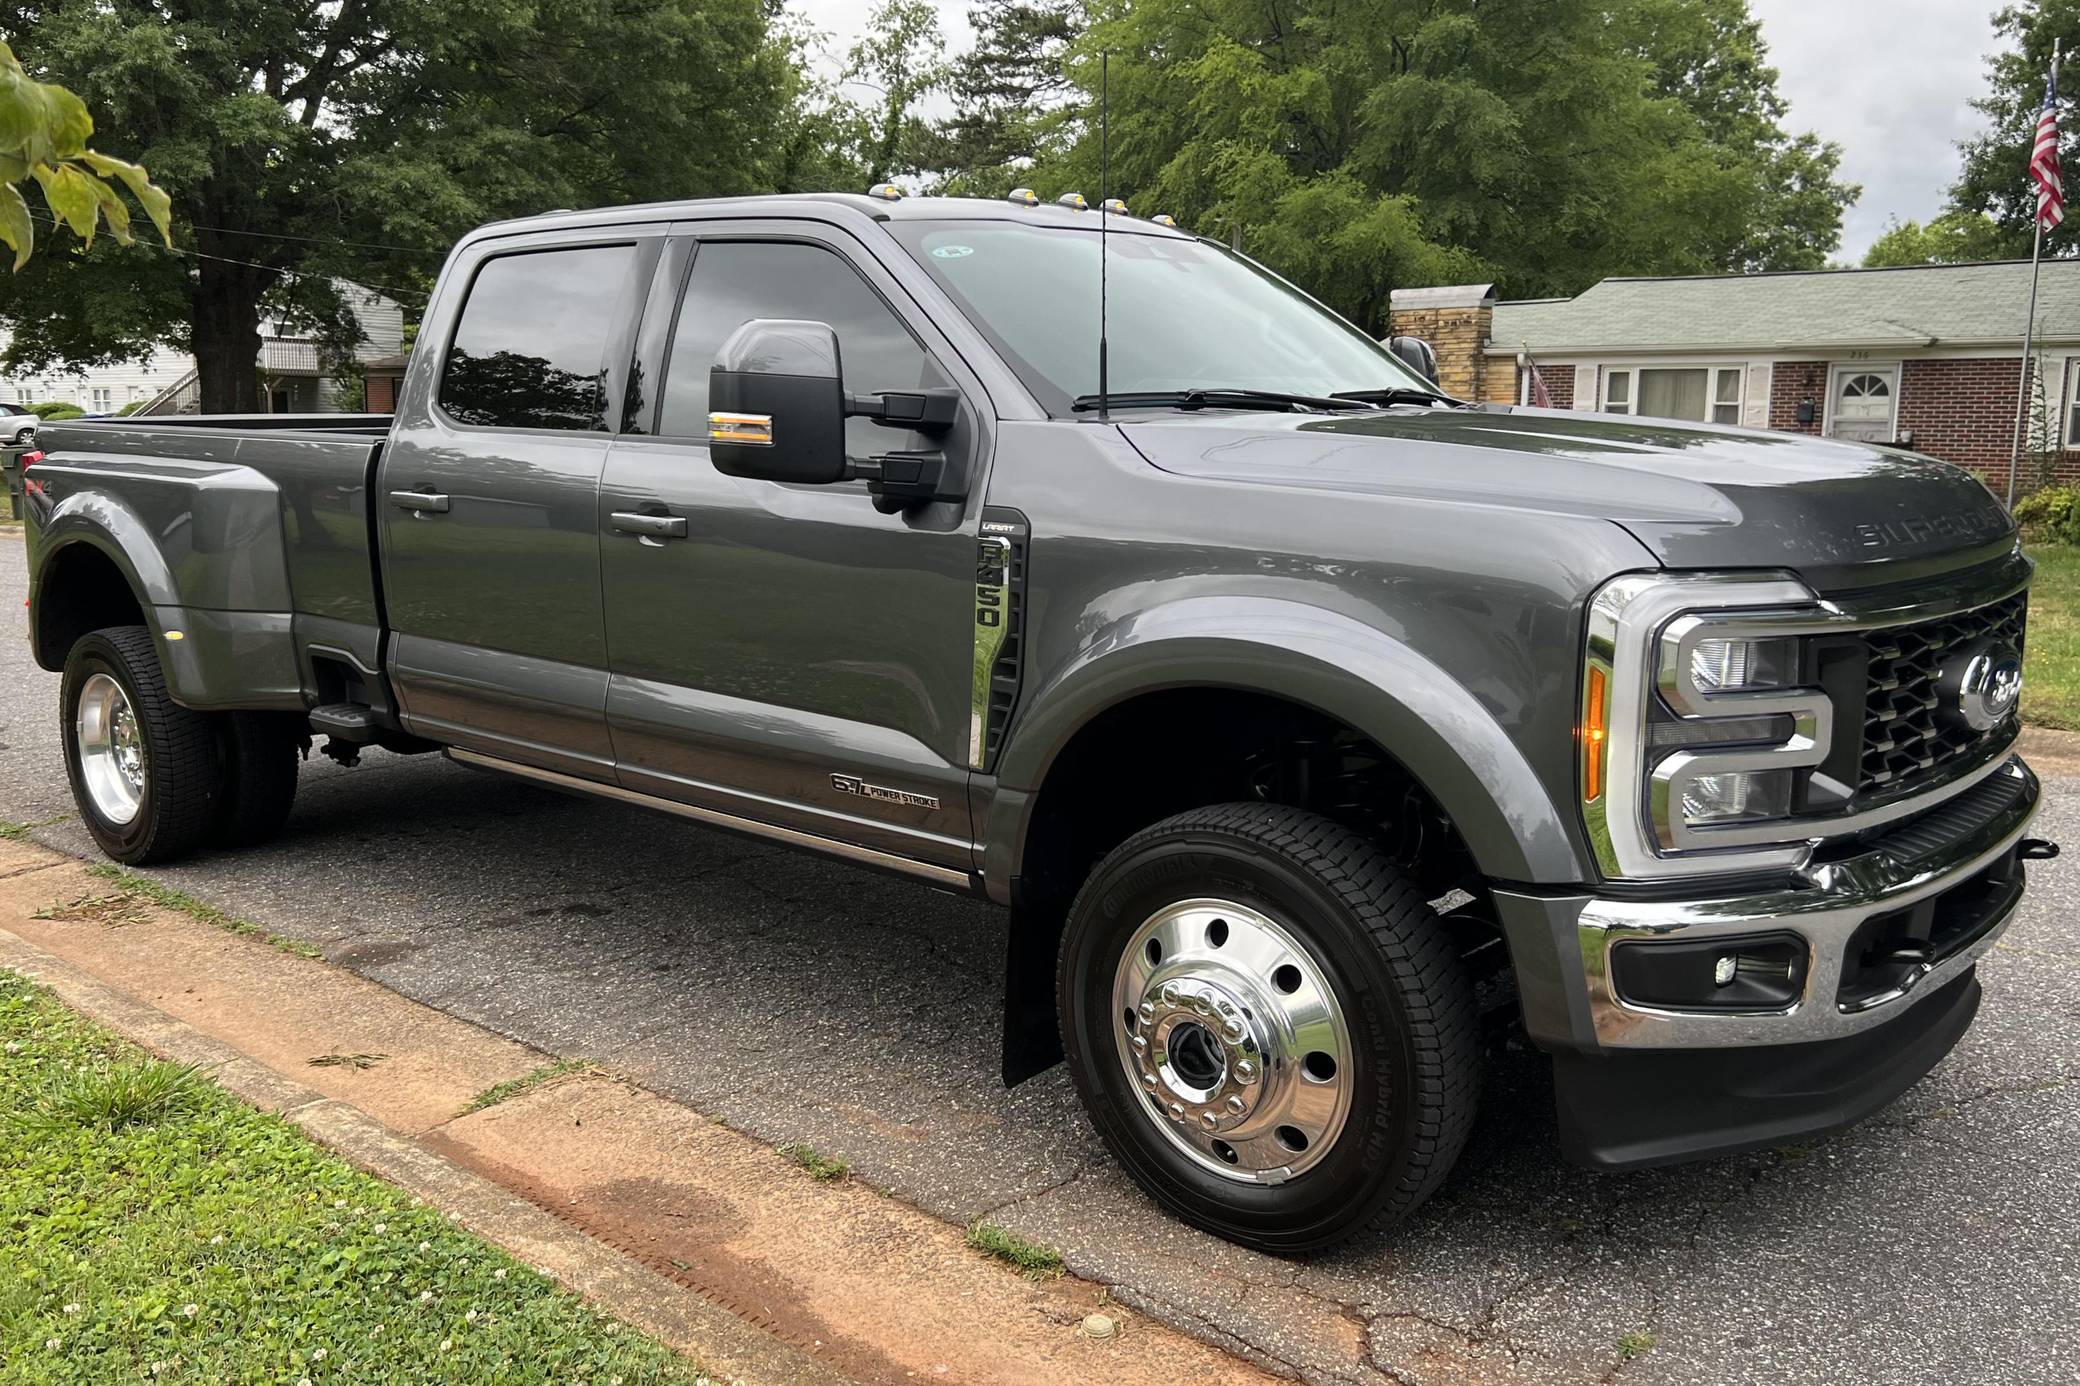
top-left (2007, 36), bottom-right (2060, 511)
top-left (2005, 215), bottom-right (2044, 510)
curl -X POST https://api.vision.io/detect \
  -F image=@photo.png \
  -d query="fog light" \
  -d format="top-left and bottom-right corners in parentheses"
top-left (1611, 933), bottom-right (1806, 1012)
top-left (1681, 769), bottom-right (1792, 825)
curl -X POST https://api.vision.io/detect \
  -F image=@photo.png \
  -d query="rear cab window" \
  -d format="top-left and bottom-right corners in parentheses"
top-left (438, 245), bottom-right (638, 432)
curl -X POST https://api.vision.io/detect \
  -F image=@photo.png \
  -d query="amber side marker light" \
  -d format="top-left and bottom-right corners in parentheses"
top-left (1582, 665), bottom-right (1609, 802)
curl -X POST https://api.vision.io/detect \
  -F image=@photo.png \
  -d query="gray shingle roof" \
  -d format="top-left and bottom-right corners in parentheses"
top-left (1489, 259), bottom-right (2080, 353)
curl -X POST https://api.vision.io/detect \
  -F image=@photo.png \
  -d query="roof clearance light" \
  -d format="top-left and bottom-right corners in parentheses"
top-left (1008, 187), bottom-right (1040, 207)
top-left (1056, 192), bottom-right (1088, 210)
top-left (1150, 214), bottom-right (1178, 228)
top-left (867, 183), bottom-right (905, 201)
top-left (1100, 197), bottom-right (1128, 215)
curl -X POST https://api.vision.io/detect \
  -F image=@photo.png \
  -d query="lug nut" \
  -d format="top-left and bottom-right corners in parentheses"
top-left (1227, 1095), bottom-right (1246, 1114)
top-left (1140, 1071), bottom-right (1158, 1088)
top-left (1235, 1060), bottom-right (1257, 1084)
top-left (1199, 1110), bottom-right (1219, 1129)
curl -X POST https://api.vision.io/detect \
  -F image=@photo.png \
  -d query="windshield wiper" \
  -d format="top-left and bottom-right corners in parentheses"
top-left (1070, 388), bottom-right (1370, 414)
top-left (1329, 386), bottom-right (1468, 408)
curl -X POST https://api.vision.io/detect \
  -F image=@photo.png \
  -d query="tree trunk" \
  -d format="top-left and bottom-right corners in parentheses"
top-left (191, 255), bottom-right (268, 414)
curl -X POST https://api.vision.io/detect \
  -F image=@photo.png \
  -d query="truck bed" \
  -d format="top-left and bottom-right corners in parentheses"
top-left (30, 414), bottom-right (393, 708)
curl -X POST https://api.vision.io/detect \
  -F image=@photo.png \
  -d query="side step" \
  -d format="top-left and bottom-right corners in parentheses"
top-left (309, 703), bottom-right (381, 743)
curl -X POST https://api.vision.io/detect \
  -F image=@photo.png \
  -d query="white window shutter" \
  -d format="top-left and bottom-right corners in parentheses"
top-left (1572, 365), bottom-right (1596, 410)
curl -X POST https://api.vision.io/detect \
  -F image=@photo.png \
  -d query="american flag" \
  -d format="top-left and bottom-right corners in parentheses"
top-left (2033, 61), bottom-right (2064, 231)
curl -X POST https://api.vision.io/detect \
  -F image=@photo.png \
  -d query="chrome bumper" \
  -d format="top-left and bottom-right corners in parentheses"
top-left (1572, 756), bottom-right (2039, 1049)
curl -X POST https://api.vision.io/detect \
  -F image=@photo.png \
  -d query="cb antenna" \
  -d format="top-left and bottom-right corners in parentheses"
top-left (1097, 50), bottom-right (1110, 421)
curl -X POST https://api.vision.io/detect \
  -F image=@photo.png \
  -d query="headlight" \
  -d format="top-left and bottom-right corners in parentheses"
top-left (1687, 637), bottom-right (1794, 695)
top-left (1583, 573), bottom-right (1833, 881)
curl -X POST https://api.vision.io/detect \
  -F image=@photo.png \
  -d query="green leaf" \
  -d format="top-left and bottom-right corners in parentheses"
top-left (0, 181), bottom-right (32, 269)
top-left (32, 161), bottom-right (98, 242)
top-left (79, 150), bottom-right (171, 246)
top-left (83, 168), bottom-right (131, 243)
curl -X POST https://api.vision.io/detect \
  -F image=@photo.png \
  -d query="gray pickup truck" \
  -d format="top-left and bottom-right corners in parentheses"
top-left (19, 191), bottom-right (2051, 1251)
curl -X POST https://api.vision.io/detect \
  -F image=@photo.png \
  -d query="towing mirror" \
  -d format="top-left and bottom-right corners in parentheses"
top-left (707, 319), bottom-right (849, 485)
top-left (1387, 335), bottom-right (1440, 387)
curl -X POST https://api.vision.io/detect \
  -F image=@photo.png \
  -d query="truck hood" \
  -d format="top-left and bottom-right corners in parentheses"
top-left (1121, 405), bottom-right (2016, 588)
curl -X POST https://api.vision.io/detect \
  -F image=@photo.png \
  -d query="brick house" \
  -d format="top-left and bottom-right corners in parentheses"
top-left (1387, 261), bottom-right (2080, 487)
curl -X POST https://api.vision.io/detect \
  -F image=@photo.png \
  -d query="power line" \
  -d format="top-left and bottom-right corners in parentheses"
top-left (21, 207), bottom-right (428, 304)
top-left (184, 221), bottom-right (447, 257)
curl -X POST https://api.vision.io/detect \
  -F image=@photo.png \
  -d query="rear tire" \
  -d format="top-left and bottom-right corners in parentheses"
top-left (211, 713), bottom-right (301, 848)
top-left (1057, 803), bottom-right (1480, 1252)
top-left (60, 626), bottom-right (223, 865)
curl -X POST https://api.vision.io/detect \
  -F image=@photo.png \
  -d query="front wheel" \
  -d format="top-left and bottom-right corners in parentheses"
top-left (1057, 803), bottom-right (1480, 1252)
top-left (61, 626), bottom-right (224, 864)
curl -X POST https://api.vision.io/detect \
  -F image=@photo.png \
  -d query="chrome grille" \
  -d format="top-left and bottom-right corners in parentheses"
top-left (1859, 593), bottom-right (2026, 794)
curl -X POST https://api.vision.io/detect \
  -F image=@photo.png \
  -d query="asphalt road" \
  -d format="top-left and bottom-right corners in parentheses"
top-left (4, 528), bottom-right (2077, 1384)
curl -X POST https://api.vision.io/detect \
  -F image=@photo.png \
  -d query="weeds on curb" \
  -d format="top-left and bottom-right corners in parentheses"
top-left (1617, 1330), bottom-right (1656, 1360)
top-left (462, 1058), bottom-right (594, 1114)
top-left (965, 1221), bottom-right (1064, 1279)
top-left (7, 1057), bottom-right (205, 1136)
top-left (308, 1052), bottom-right (388, 1070)
top-left (0, 812), bottom-right (74, 843)
top-left (777, 1143), bottom-right (849, 1181)
top-left (83, 862), bottom-right (323, 958)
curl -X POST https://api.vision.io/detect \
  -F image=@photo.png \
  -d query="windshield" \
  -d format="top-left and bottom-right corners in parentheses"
top-left (888, 220), bottom-right (1432, 414)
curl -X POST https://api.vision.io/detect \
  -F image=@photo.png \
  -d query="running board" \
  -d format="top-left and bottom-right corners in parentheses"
top-left (444, 747), bottom-right (978, 891)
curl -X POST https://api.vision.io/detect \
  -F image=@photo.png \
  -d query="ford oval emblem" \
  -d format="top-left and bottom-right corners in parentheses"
top-left (1948, 645), bottom-right (2023, 732)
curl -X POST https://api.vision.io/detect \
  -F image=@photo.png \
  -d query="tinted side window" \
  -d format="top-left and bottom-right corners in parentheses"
top-left (439, 245), bottom-right (635, 431)
top-left (658, 240), bottom-right (934, 451)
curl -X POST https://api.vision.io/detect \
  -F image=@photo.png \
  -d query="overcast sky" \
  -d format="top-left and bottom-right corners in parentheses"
top-left (792, 0), bottom-right (2011, 263)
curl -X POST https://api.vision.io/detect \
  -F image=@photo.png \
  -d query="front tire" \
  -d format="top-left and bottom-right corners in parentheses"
top-left (1058, 803), bottom-right (1480, 1252)
top-left (61, 626), bottom-right (223, 864)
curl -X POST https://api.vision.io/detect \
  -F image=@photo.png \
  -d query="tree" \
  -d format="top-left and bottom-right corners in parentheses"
top-left (0, 0), bottom-right (797, 412)
top-left (1946, 0), bottom-right (2075, 259)
top-left (970, 0), bottom-right (1856, 328)
top-left (841, 0), bottom-right (951, 186)
top-left (1862, 210), bottom-right (2013, 267)
top-left (930, 0), bottom-right (1083, 195)
top-left (0, 39), bottom-right (169, 267)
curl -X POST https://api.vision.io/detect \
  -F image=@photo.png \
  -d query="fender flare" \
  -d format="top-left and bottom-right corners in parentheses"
top-left (29, 496), bottom-right (180, 668)
top-left (990, 595), bottom-right (1584, 887)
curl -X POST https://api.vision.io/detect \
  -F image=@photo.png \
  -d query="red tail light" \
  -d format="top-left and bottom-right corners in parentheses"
top-left (19, 450), bottom-right (42, 468)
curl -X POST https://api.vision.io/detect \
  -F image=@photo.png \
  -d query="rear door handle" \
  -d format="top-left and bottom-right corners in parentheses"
top-left (610, 511), bottom-right (688, 540)
top-left (390, 489), bottom-right (450, 514)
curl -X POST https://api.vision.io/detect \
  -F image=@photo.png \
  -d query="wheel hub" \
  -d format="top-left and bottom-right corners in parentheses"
top-left (1113, 898), bottom-right (1353, 1184)
top-left (76, 672), bottom-right (146, 827)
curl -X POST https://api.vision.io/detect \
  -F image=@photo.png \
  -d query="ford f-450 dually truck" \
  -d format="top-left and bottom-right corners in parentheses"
top-left (19, 192), bottom-right (2053, 1251)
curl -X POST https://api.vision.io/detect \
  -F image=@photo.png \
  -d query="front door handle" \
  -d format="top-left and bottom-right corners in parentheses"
top-left (610, 511), bottom-right (689, 540)
top-left (390, 489), bottom-right (450, 514)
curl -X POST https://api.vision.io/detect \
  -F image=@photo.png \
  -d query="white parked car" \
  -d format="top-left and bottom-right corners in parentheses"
top-left (2, 408), bottom-right (37, 445)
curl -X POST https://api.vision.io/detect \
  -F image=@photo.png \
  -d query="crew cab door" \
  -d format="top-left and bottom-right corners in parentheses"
top-left (378, 226), bottom-right (660, 779)
top-left (596, 222), bottom-right (989, 868)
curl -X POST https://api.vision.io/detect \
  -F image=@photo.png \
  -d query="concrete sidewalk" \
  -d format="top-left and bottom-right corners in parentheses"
top-left (0, 837), bottom-right (1279, 1386)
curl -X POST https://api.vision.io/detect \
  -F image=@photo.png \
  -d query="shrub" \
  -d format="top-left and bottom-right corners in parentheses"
top-left (2013, 484), bottom-right (2080, 545)
top-left (25, 401), bottom-right (84, 420)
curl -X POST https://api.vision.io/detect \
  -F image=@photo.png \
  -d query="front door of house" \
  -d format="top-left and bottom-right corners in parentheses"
top-left (1829, 366), bottom-right (1897, 443)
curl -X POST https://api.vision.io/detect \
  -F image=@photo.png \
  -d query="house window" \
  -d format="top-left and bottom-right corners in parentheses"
top-left (2068, 360), bottom-right (2080, 449)
top-left (1602, 366), bottom-right (1744, 424)
top-left (90, 387), bottom-right (112, 412)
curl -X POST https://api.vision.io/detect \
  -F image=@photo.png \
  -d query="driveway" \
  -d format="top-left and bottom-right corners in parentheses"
top-left (4, 529), bottom-right (2076, 1384)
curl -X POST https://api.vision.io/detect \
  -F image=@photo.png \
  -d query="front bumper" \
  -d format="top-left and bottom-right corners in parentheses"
top-left (1494, 754), bottom-right (2043, 1166)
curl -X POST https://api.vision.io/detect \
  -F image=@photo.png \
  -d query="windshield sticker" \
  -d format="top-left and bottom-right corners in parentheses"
top-left (930, 244), bottom-right (975, 259)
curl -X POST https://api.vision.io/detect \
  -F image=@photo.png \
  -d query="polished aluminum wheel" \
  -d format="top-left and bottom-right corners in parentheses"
top-left (76, 672), bottom-right (146, 825)
top-left (1112, 897), bottom-right (1354, 1183)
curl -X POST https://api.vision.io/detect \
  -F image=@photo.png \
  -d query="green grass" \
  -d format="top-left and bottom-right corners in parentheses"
top-left (0, 970), bottom-right (711, 1384)
top-left (80, 863), bottom-right (323, 960)
top-left (2025, 544), bottom-right (2080, 730)
top-left (461, 1058), bottom-right (594, 1115)
top-left (776, 1143), bottom-right (849, 1181)
top-left (963, 1221), bottom-right (1063, 1279)
top-left (1616, 1329), bottom-right (1656, 1360)
top-left (0, 813), bottom-right (74, 843)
